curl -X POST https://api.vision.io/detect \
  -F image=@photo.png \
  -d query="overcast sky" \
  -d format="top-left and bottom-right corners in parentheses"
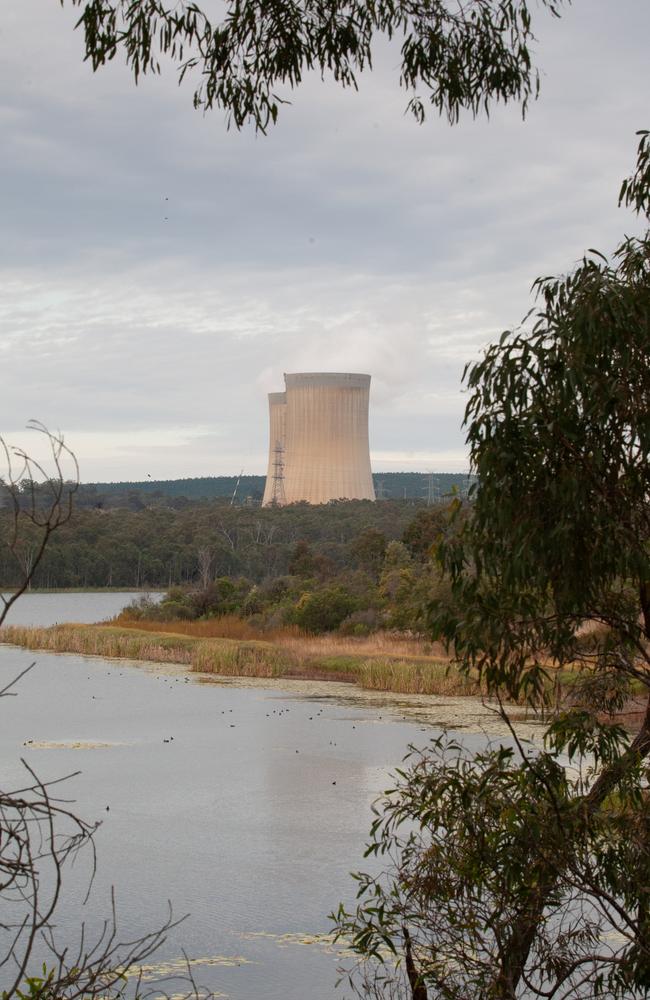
top-left (1, 1), bottom-right (648, 482)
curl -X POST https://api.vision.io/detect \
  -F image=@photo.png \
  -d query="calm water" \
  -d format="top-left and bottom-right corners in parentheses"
top-left (0, 593), bottom-right (482, 998)
top-left (0, 590), bottom-right (160, 626)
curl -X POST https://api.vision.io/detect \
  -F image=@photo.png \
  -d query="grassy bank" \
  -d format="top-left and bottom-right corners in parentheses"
top-left (0, 623), bottom-right (479, 697)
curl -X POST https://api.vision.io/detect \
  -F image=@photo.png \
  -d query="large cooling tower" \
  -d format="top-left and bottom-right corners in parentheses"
top-left (262, 372), bottom-right (375, 505)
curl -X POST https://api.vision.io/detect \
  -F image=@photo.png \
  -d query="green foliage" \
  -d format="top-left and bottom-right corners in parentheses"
top-left (338, 608), bottom-right (383, 636)
top-left (335, 736), bottom-right (650, 999)
top-left (75, 472), bottom-right (472, 504)
top-left (287, 539), bottom-right (333, 578)
top-left (402, 507), bottom-right (446, 560)
top-left (0, 500), bottom-right (453, 644)
top-left (63, 1), bottom-right (562, 131)
top-left (338, 135), bottom-right (650, 999)
top-left (10, 965), bottom-right (56, 1000)
top-left (0, 498), bottom-right (427, 589)
top-left (290, 585), bottom-right (358, 633)
top-left (115, 517), bottom-right (446, 634)
top-left (95, 493), bottom-right (463, 636)
top-left (432, 145), bottom-right (650, 706)
top-left (620, 129), bottom-right (650, 216)
top-left (8, 965), bottom-right (128, 1000)
top-left (350, 529), bottom-right (387, 579)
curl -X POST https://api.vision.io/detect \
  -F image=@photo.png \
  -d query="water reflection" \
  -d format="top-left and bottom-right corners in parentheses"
top-left (0, 592), bottom-right (491, 999)
top-left (0, 590), bottom-right (161, 626)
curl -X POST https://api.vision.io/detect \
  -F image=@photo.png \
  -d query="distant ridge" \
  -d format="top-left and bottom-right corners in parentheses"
top-left (81, 471), bottom-right (473, 503)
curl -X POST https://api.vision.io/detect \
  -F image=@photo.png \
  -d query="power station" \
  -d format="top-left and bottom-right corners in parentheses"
top-left (262, 373), bottom-right (375, 505)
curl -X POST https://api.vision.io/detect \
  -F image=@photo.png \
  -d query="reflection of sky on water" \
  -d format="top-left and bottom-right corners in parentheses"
top-left (1, 590), bottom-right (161, 627)
top-left (0, 593), bottom-right (496, 998)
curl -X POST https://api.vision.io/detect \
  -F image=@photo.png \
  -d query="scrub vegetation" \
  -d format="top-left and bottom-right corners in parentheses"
top-left (0, 495), bottom-right (449, 591)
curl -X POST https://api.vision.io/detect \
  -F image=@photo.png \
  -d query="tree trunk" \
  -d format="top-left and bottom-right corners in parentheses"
top-left (492, 691), bottom-right (650, 998)
top-left (403, 925), bottom-right (428, 1000)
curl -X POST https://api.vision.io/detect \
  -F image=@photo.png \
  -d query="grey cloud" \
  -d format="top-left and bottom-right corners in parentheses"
top-left (1, 0), bottom-right (648, 479)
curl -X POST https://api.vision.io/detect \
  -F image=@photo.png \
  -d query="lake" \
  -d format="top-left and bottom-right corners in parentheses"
top-left (0, 592), bottom-right (488, 999)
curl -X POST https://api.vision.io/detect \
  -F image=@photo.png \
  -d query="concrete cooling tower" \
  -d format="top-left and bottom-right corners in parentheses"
top-left (262, 392), bottom-right (287, 506)
top-left (262, 373), bottom-right (375, 506)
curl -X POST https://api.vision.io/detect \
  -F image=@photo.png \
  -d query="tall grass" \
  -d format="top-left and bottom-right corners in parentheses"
top-left (0, 624), bottom-right (197, 663)
top-left (112, 614), bottom-right (447, 659)
top-left (357, 656), bottom-right (481, 696)
top-left (0, 623), bottom-right (475, 697)
top-left (192, 640), bottom-right (296, 677)
top-left (112, 613), bottom-right (303, 642)
top-left (0, 625), bottom-right (296, 678)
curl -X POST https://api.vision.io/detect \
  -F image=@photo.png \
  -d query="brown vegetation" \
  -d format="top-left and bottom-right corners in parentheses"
top-left (112, 612), bottom-right (448, 657)
top-left (0, 622), bottom-right (476, 697)
top-left (6, 620), bottom-right (644, 715)
top-left (111, 612), bottom-right (301, 642)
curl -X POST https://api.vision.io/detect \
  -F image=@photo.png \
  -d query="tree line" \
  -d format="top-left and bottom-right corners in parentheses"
top-left (71, 471), bottom-right (473, 506)
top-left (0, 495), bottom-right (445, 593)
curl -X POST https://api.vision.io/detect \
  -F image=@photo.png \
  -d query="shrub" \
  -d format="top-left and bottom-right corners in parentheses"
top-left (290, 586), bottom-right (357, 634)
top-left (339, 608), bottom-right (382, 636)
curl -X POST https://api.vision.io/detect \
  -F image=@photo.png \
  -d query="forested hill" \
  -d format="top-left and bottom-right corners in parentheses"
top-left (79, 471), bottom-right (472, 506)
top-left (0, 498), bottom-right (447, 590)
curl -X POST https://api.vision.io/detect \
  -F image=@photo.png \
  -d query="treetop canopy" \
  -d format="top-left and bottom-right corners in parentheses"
top-left (64, 0), bottom-right (564, 130)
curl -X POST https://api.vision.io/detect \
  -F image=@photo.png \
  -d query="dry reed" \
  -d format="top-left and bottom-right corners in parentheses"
top-left (0, 625), bottom-right (196, 664)
top-left (357, 656), bottom-right (480, 696)
top-left (113, 615), bottom-right (446, 660)
top-left (192, 639), bottom-right (297, 677)
top-left (0, 625), bottom-right (296, 678)
top-left (112, 614), bottom-right (303, 642)
top-left (0, 623), bottom-right (474, 697)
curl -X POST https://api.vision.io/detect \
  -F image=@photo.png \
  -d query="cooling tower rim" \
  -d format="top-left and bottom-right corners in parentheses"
top-left (268, 391), bottom-right (287, 404)
top-left (284, 372), bottom-right (371, 389)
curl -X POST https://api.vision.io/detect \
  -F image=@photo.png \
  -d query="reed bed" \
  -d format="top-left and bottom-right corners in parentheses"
top-left (192, 640), bottom-right (297, 677)
top-left (0, 625), bottom-right (298, 679)
top-left (0, 625), bottom-right (196, 664)
top-left (113, 615), bottom-right (446, 660)
top-left (278, 630), bottom-right (448, 660)
top-left (112, 613), bottom-right (303, 642)
top-left (0, 623), bottom-right (474, 697)
top-left (357, 656), bottom-right (481, 696)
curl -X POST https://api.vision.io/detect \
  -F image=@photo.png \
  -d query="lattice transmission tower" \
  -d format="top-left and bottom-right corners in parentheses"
top-left (271, 440), bottom-right (286, 505)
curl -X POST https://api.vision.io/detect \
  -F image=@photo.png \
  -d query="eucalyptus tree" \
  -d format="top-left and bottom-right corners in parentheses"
top-left (334, 133), bottom-right (650, 999)
top-left (62, 0), bottom-right (564, 130)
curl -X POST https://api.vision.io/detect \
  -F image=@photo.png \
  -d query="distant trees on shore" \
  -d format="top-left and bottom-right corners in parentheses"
top-left (0, 496), bottom-right (449, 598)
top-left (69, 471), bottom-right (472, 507)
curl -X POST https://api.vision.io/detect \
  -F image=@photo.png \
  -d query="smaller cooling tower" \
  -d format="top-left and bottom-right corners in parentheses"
top-left (262, 373), bottom-right (375, 505)
top-left (261, 392), bottom-right (287, 506)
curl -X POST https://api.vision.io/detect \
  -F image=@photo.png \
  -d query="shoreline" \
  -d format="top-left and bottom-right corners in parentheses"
top-left (0, 623), bottom-right (545, 738)
top-left (4, 621), bottom-right (641, 737)
top-left (194, 673), bottom-right (546, 737)
top-left (0, 622), bottom-right (482, 697)
top-left (1, 587), bottom-right (161, 595)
